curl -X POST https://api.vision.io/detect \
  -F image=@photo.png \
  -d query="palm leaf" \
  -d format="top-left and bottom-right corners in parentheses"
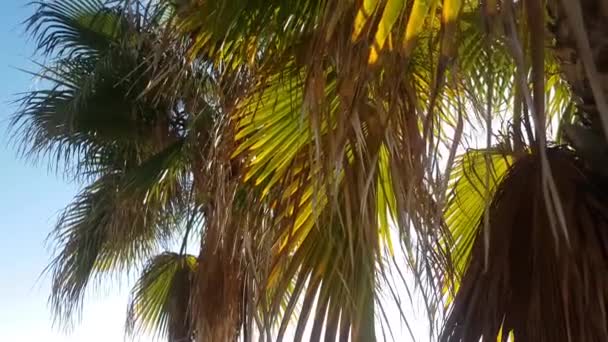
top-left (444, 148), bottom-right (513, 279)
top-left (47, 140), bottom-right (191, 321)
top-left (127, 252), bottom-right (197, 342)
top-left (26, 0), bottom-right (126, 57)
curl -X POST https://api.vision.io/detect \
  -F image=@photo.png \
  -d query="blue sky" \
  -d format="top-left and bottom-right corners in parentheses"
top-left (0, 2), bottom-right (134, 341)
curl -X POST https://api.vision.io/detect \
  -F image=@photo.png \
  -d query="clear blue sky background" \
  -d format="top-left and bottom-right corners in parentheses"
top-left (0, 2), bottom-right (135, 341)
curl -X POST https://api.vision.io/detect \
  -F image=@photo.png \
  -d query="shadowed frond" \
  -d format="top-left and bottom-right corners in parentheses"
top-left (11, 54), bottom-right (152, 178)
top-left (14, 0), bottom-right (211, 326)
top-left (12, 0), bottom-right (181, 179)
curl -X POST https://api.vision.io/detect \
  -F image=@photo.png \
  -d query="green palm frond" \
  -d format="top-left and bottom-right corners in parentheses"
top-left (232, 67), bottom-right (336, 195)
top-left (172, 0), bottom-right (322, 68)
top-left (443, 148), bottom-right (513, 284)
top-left (12, 55), bottom-right (147, 177)
top-left (269, 215), bottom-right (378, 342)
top-left (13, 0), bottom-right (211, 179)
top-left (47, 141), bottom-right (192, 320)
top-left (127, 252), bottom-right (197, 342)
top-left (26, 0), bottom-right (126, 57)
top-left (228, 42), bottom-right (448, 342)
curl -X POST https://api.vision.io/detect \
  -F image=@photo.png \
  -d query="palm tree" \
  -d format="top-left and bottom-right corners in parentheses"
top-left (14, 2), bottom-right (268, 341)
top-left (12, 0), bottom-right (213, 340)
top-left (13, 0), bottom-right (608, 341)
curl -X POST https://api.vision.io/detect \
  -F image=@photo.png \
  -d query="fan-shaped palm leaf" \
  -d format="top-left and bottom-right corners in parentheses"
top-left (26, 0), bottom-right (124, 57)
top-left (127, 252), bottom-right (197, 342)
top-left (443, 148), bottom-right (513, 280)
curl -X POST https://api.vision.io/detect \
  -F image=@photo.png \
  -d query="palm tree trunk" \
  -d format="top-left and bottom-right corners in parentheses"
top-left (196, 221), bottom-right (243, 342)
top-left (193, 172), bottom-right (244, 342)
top-left (193, 108), bottom-right (246, 342)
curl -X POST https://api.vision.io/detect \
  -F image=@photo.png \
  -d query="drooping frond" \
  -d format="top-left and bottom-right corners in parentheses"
top-left (229, 62), bottom-right (447, 340)
top-left (127, 252), bottom-right (197, 342)
top-left (47, 140), bottom-right (191, 321)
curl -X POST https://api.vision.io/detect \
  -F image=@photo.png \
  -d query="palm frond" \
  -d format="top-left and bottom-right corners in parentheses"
top-left (12, 0), bottom-right (206, 180)
top-left (14, 0), bottom-right (214, 331)
top-left (47, 141), bottom-right (192, 321)
top-left (443, 148), bottom-right (513, 279)
top-left (228, 41), bottom-right (450, 342)
top-left (26, 0), bottom-right (126, 58)
top-left (127, 252), bottom-right (197, 342)
top-left (11, 55), bottom-right (144, 177)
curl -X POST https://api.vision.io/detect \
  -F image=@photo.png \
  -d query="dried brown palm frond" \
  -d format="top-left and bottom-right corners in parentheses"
top-left (441, 146), bottom-right (608, 342)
